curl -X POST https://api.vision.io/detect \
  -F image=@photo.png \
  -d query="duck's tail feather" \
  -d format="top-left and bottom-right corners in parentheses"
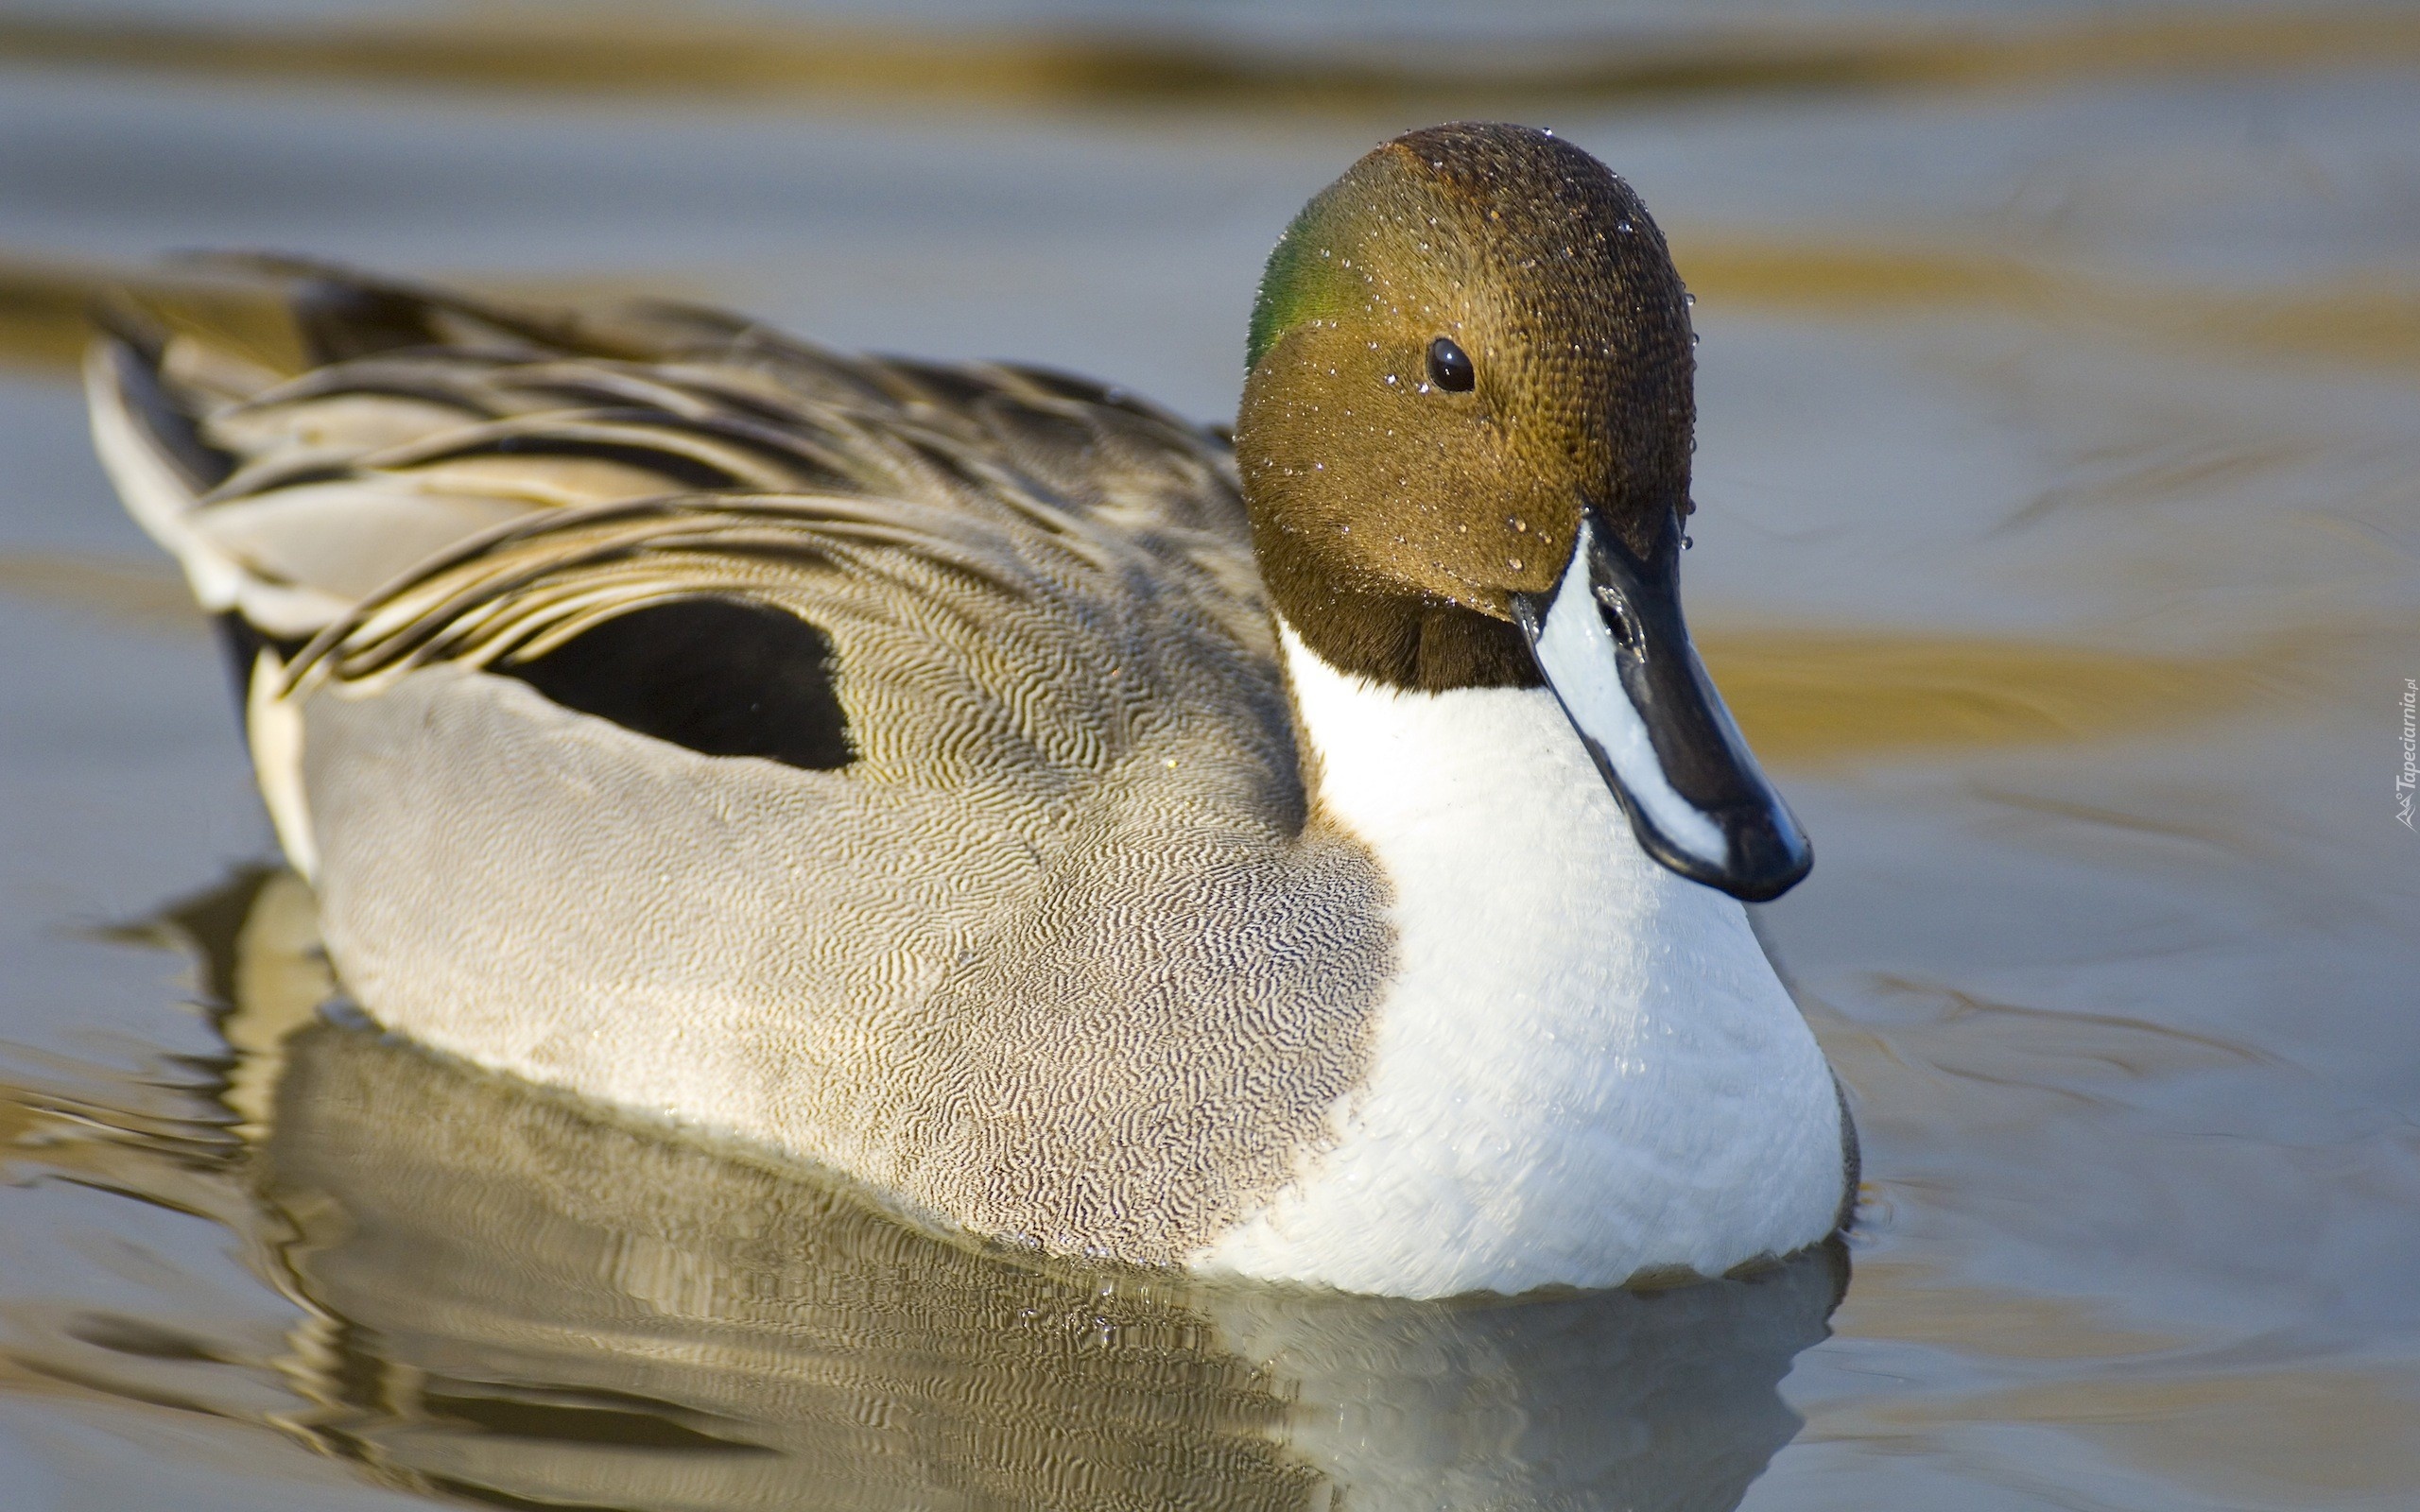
top-left (85, 313), bottom-right (248, 614)
top-left (81, 260), bottom-right (602, 644)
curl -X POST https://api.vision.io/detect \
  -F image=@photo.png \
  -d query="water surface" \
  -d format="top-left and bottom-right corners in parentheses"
top-left (4, 4), bottom-right (2418, 1507)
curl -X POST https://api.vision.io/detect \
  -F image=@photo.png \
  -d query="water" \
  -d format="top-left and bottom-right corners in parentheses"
top-left (4, 4), bottom-right (2418, 1507)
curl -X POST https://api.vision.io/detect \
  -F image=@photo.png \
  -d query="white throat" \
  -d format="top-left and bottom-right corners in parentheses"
top-left (1195, 622), bottom-right (1847, 1297)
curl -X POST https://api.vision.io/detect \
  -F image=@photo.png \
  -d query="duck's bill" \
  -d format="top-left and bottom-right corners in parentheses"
top-left (1510, 506), bottom-right (1811, 902)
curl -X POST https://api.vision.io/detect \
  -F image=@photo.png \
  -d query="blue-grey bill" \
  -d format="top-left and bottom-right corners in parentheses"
top-left (1512, 508), bottom-right (1812, 902)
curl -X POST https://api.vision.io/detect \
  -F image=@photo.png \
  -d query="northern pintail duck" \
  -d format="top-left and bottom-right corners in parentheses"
top-left (89, 123), bottom-right (1854, 1298)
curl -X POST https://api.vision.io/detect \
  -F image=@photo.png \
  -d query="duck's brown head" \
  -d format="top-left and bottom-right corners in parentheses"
top-left (1237, 122), bottom-right (1809, 902)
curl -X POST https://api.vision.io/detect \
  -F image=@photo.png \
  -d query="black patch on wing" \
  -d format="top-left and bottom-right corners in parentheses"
top-left (499, 598), bottom-right (853, 770)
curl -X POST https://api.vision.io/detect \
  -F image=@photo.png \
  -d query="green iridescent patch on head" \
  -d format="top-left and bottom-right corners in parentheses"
top-left (1246, 198), bottom-right (1354, 371)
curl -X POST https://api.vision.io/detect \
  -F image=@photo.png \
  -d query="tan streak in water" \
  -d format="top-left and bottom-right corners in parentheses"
top-left (0, 255), bottom-right (309, 380)
top-left (1679, 240), bottom-right (2420, 371)
top-left (0, 259), bottom-right (98, 375)
top-left (0, 553), bottom-right (204, 633)
top-left (1700, 630), bottom-right (2277, 769)
top-left (1866, 1368), bottom-right (2420, 1498)
top-left (0, 9), bottom-right (2414, 112)
top-left (0, 256), bottom-right (721, 379)
top-left (1831, 1260), bottom-right (2185, 1361)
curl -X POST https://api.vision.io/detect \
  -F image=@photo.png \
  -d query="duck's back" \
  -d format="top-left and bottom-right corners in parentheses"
top-left (90, 264), bottom-right (1392, 1263)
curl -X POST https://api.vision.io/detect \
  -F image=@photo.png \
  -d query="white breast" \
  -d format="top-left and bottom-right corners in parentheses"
top-left (1194, 625), bottom-right (1847, 1297)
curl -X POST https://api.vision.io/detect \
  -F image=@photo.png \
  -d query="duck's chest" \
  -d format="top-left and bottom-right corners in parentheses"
top-left (1194, 637), bottom-right (1849, 1296)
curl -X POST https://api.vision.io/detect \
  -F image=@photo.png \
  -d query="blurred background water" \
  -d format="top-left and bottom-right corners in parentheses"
top-left (3, 2), bottom-right (2418, 1508)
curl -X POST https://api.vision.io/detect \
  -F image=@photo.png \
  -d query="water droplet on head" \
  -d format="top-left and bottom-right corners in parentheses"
top-left (1616, 219), bottom-right (1634, 233)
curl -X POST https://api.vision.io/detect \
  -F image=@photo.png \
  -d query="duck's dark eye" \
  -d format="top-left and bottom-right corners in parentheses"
top-left (1426, 336), bottom-right (1475, 392)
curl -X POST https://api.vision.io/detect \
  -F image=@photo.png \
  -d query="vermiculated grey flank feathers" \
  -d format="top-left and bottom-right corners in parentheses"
top-left (98, 261), bottom-right (1391, 1263)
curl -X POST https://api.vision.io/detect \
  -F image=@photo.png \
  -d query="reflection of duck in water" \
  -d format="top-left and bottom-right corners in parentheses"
top-left (89, 122), bottom-right (1853, 1296)
top-left (10, 868), bottom-right (1845, 1512)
